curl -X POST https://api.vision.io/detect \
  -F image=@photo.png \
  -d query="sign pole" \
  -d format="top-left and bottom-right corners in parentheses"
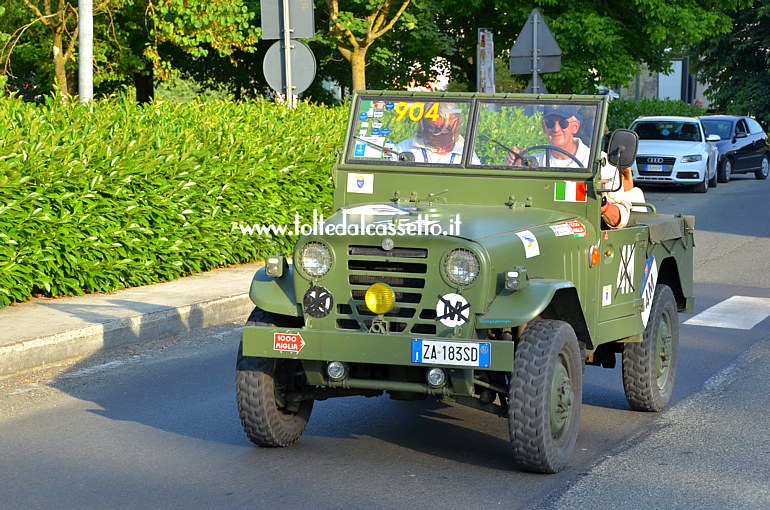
top-left (281, 0), bottom-right (295, 108)
top-left (532, 11), bottom-right (539, 94)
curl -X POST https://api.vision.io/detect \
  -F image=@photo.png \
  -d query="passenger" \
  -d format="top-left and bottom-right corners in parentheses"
top-left (600, 163), bottom-right (645, 229)
top-left (395, 103), bottom-right (480, 164)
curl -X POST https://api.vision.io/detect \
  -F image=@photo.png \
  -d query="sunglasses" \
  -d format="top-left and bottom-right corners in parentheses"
top-left (423, 115), bottom-right (460, 134)
top-left (544, 117), bottom-right (574, 129)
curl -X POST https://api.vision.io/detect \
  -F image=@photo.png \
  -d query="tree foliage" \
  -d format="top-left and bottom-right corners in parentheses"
top-left (428, 0), bottom-right (743, 95)
top-left (691, 2), bottom-right (770, 126)
top-left (0, 0), bottom-right (756, 102)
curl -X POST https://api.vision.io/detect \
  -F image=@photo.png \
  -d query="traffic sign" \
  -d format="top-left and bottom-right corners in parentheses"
top-left (261, 0), bottom-right (315, 40)
top-left (263, 40), bottom-right (317, 95)
top-left (509, 9), bottom-right (562, 75)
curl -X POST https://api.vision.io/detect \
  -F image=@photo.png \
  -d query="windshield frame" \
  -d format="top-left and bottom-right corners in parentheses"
top-left (342, 92), bottom-right (608, 178)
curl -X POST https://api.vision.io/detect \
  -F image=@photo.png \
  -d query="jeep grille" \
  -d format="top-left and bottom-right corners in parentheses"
top-left (336, 245), bottom-right (436, 334)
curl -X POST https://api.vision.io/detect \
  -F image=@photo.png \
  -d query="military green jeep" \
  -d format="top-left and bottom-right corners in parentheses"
top-left (236, 91), bottom-right (694, 473)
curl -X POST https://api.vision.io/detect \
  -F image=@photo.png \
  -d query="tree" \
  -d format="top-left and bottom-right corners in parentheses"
top-left (324, 0), bottom-right (412, 90)
top-left (423, 0), bottom-right (744, 95)
top-left (691, 2), bottom-right (770, 126)
top-left (1, 0), bottom-right (258, 101)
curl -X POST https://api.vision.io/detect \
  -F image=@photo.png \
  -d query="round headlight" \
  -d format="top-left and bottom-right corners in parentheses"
top-left (444, 249), bottom-right (480, 286)
top-left (299, 242), bottom-right (332, 277)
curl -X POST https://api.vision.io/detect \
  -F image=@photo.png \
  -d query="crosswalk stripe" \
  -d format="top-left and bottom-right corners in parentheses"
top-left (684, 296), bottom-right (770, 330)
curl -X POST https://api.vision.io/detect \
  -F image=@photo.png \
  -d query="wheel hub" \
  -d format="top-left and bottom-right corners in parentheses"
top-left (550, 361), bottom-right (573, 436)
top-left (656, 317), bottom-right (673, 388)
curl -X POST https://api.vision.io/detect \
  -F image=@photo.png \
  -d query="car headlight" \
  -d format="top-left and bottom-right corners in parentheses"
top-left (681, 154), bottom-right (702, 163)
top-left (444, 249), bottom-right (480, 286)
top-left (299, 241), bottom-right (332, 277)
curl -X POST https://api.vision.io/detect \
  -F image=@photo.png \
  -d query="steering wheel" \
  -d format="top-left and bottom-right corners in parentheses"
top-left (518, 144), bottom-right (584, 168)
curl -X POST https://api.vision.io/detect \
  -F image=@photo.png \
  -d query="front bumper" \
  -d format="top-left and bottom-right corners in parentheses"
top-left (242, 326), bottom-right (515, 373)
top-left (243, 325), bottom-right (514, 399)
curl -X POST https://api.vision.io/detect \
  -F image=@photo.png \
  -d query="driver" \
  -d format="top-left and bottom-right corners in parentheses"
top-left (507, 105), bottom-right (589, 168)
top-left (395, 102), bottom-right (480, 164)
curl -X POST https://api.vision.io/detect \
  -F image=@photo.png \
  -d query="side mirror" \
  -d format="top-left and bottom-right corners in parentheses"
top-left (706, 134), bottom-right (721, 143)
top-left (607, 129), bottom-right (639, 168)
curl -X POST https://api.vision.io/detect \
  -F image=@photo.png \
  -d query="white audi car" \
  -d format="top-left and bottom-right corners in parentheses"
top-left (629, 116), bottom-right (720, 193)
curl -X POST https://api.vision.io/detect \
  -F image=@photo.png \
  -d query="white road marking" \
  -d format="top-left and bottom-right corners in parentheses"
top-left (684, 296), bottom-right (770, 330)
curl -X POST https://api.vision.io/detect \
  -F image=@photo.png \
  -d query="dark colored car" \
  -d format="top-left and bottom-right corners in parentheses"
top-left (699, 115), bottom-right (770, 182)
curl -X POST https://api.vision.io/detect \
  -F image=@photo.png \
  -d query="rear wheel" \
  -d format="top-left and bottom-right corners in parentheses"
top-left (755, 155), bottom-right (769, 180)
top-left (509, 319), bottom-right (583, 473)
top-left (236, 308), bottom-right (314, 447)
top-left (622, 285), bottom-right (678, 411)
top-left (718, 158), bottom-right (732, 183)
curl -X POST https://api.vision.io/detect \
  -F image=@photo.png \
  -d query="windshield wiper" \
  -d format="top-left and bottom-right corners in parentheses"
top-left (352, 136), bottom-right (415, 162)
top-left (478, 133), bottom-right (531, 167)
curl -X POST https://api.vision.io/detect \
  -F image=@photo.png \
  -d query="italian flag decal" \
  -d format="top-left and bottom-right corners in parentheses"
top-left (554, 181), bottom-right (587, 202)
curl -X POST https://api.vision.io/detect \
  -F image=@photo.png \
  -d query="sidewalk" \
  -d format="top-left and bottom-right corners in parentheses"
top-left (0, 263), bottom-right (260, 377)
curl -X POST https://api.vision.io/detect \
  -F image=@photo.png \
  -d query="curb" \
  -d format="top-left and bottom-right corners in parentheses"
top-left (0, 294), bottom-right (253, 378)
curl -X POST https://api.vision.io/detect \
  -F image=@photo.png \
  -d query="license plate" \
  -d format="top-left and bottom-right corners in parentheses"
top-left (644, 164), bottom-right (663, 172)
top-left (411, 339), bottom-right (491, 367)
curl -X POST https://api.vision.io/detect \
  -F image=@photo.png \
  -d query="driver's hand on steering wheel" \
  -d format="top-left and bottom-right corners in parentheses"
top-left (506, 146), bottom-right (523, 166)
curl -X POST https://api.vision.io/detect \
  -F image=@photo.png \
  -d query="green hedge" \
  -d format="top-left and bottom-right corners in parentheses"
top-left (608, 98), bottom-right (705, 131)
top-left (0, 95), bottom-right (346, 306)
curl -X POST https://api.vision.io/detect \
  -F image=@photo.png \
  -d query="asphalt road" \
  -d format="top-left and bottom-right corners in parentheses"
top-left (1, 175), bottom-right (769, 509)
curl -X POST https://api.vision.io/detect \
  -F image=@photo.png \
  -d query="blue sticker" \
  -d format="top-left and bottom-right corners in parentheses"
top-left (371, 128), bottom-right (381, 136)
top-left (381, 127), bottom-right (391, 136)
top-left (359, 112), bottom-right (369, 122)
top-left (385, 101), bottom-right (395, 111)
top-left (354, 144), bottom-right (366, 157)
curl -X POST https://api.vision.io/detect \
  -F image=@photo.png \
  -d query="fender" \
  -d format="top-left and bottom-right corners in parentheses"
top-left (249, 266), bottom-right (302, 317)
top-left (476, 279), bottom-right (575, 328)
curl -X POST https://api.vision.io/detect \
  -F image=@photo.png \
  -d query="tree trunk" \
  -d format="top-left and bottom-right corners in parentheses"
top-left (134, 70), bottom-right (154, 104)
top-left (52, 31), bottom-right (69, 96)
top-left (350, 46), bottom-right (368, 91)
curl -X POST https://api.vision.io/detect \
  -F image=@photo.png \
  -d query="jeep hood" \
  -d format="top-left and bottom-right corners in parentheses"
top-left (326, 203), bottom-right (581, 241)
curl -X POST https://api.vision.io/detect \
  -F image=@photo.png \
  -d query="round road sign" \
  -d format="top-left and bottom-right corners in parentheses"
top-left (263, 40), bottom-right (317, 95)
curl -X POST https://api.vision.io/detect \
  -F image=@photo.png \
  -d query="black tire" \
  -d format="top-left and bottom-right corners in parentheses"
top-left (693, 170), bottom-right (708, 193)
top-left (755, 155), bottom-right (769, 180)
top-left (718, 158), bottom-right (732, 183)
top-left (509, 319), bottom-right (583, 473)
top-left (622, 284), bottom-right (678, 412)
top-left (708, 161), bottom-right (717, 188)
top-left (236, 308), bottom-right (314, 447)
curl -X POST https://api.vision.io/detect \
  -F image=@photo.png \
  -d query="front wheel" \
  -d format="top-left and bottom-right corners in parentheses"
top-left (509, 319), bottom-right (583, 473)
top-left (236, 309), bottom-right (314, 447)
top-left (755, 155), bottom-right (769, 180)
top-left (693, 170), bottom-right (708, 193)
top-left (718, 158), bottom-right (732, 183)
top-left (622, 284), bottom-right (678, 411)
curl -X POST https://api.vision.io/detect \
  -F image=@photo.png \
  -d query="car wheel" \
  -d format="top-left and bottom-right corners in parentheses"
top-left (693, 170), bottom-right (708, 193)
top-left (718, 158), bottom-right (732, 183)
top-left (622, 285), bottom-right (678, 412)
top-left (708, 160), bottom-right (717, 188)
top-left (236, 308), bottom-right (314, 447)
top-left (509, 319), bottom-right (582, 473)
top-left (755, 155), bottom-right (769, 180)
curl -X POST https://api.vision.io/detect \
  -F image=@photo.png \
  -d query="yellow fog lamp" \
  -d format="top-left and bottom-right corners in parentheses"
top-left (505, 267), bottom-right (528, 291)
top-left (265, 254), bottom-right (287, 278)
top-left (364, 283), bottom-right (395, 315)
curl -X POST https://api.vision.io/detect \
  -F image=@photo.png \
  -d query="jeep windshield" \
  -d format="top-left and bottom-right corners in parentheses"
top-left (345, 94), bottom-right (602, 174)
